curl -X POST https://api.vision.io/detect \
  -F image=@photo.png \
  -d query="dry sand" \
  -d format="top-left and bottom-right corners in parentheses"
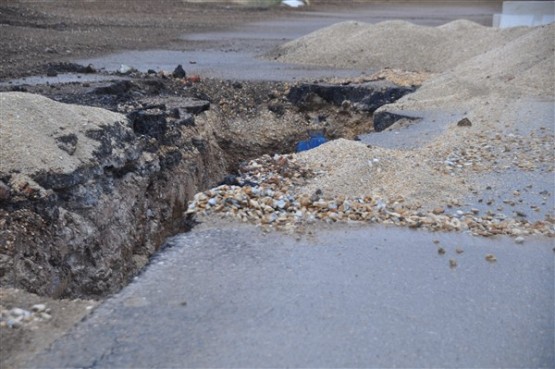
top-left (0, 92), bottom-right (128, 175)
top-left (270, 20), bottom-right (532, 72)
top-left (296, 138), bottom-right (463, 207)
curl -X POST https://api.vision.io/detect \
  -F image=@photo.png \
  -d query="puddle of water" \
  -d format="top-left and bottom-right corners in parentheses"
top-left (76, 50), bottom-right (363, 81)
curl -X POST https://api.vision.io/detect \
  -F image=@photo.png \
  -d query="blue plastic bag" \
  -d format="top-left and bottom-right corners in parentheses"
top-left (296, 132), bottom-right (327, 152)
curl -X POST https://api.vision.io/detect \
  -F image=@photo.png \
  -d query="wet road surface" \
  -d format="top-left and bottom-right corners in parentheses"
top-left (29, 223), bottom-right (554, 368)
top-left (75, 2), bottom-right (501, 81)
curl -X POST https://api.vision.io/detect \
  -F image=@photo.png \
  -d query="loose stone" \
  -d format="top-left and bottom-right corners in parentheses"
top-left (31, 304), bottom-right (47, 313)
top-left (485, 254), bottom-right (497, 263)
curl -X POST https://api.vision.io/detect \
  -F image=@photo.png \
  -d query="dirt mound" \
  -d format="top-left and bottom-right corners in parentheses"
top-left (0, 92), bottom-right (128, 175)
top-left (270, 19), bottom-right (531, 72)
top-left (187, 22), bottom-right (555, 237)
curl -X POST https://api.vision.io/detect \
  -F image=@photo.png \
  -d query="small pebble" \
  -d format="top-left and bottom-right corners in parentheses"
top-left (485, 254), bottom-right (497, 263)
top-left (432, 207), bottom-right (444, 215)
top-left (7, 319), bottom-right (22, 329)
top-left (39, 312), bottom-right (52, 320)
top-left (449, 259), bottom-right (457, 269)
top-left (457, 118), bottom-right (472, 127)
top-left (10, 308), bottom-right (30, 318)
top-left (31, 304), bottom-right (46, 313)
top-left (437, 247), bottom-right (446, 256)
top-left (455, 247), bottom-right (464, 254)
top-left (515, 236), bottom-right (524, 244)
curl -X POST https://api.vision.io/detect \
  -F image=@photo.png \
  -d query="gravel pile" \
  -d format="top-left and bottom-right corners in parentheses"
top-left (186, 149), bottom-right (554, 238)
top-left (224, 19), bottom-right (554, 240)
top-left (270, 20), bottom-right (531, 72)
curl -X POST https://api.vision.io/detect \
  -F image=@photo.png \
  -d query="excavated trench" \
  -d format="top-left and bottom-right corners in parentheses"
top-left (0, 70), bottom-right (415, 299)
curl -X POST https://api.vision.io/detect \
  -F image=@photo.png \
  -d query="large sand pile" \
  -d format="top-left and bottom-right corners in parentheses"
top-left (385, 22), bottom-right (555, 112)
top-left (270, 20), bottom-right (532, 73)
top-left (296, 21), bottom-right (553, 218)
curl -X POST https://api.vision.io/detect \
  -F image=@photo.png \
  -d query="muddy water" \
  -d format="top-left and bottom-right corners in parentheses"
top-left (76, 49), bottom-right (363, 81)
top-left (74, 2), bottom-right (501, 81)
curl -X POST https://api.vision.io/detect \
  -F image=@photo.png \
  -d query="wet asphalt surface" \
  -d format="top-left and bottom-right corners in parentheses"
top-left (23, 3), bottom-right (555, 368)
top-left (359, 98), bottom-right (555, 223)
top-left (74, 3), bottom-right (499, 81)
top-left (30, 224), bottom-right (554, 368)
top-left (75, 2), bottom-right (499, 81)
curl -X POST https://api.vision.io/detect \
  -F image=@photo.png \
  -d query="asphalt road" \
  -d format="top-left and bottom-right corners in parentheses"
top-left (29, 223), bottom-right (553, 368)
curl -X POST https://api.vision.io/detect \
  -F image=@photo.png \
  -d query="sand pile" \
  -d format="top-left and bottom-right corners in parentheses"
top-left (270, 20), bottom-right (531, 72)
top-left (0, 92), bottom-right (128, 175)
top-left (385, 22), bottom-right (555, 112)
top-left (296, 138), bottom-right (462, 205)
top-left (186, 148), bottom-right (554, 237)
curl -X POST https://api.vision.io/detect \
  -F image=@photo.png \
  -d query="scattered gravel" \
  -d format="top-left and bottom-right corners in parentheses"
top-left (0, 287), bottom-right (98, 369)
top-left (0, 304), bottom-right (52, 329)
top-left (186, 151), bottom-right (554, 238)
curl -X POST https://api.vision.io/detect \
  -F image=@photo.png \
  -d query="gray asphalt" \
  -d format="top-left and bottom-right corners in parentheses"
top-left (29, 223), bottom-right (554, 368)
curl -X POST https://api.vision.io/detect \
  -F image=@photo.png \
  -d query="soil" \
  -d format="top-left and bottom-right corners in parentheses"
top-left (0, 288), bottom-right (97, 369)
top-left (0, 7), bottom-right (408, 365)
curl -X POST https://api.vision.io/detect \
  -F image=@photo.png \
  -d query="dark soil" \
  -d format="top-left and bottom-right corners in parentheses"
top-left (0, 0), bottom-right (299, 80)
